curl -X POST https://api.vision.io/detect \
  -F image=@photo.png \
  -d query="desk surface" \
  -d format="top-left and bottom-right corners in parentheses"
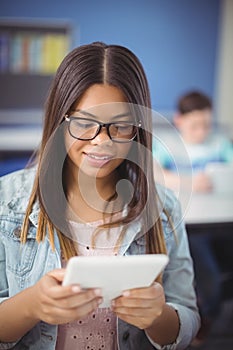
top-left (0, 126), bottom-right (42, 151)
top-left (179, 192), bottom-right (233, 225)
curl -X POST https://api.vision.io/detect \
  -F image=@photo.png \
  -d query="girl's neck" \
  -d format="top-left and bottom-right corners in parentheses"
top-left (65, 168), bottom-right (122, 223)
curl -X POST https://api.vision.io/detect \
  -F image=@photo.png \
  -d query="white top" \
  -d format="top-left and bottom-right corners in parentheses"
top-left (56, 219), bottom-right (118, 350)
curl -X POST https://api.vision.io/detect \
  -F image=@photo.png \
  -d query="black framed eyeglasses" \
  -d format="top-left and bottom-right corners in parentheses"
top-left (65, 116), bottom-right (141, 143)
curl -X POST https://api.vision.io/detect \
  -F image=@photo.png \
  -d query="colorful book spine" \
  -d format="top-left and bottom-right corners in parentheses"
top-left (1, 30), bottom-right (69, 75)
top-left (28, 35), bottom-right (43, 73)
top-left (0, 32), bottom-right (9, 72)
top-left (41, 33), bottom-right (69, 75)
top-left (10, 33), bottom-right (23, 73)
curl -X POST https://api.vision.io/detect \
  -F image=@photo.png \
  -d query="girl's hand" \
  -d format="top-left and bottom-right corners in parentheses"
top-left (31, 268), bottom-right (102, 325)
top-left (111, 282), bottom-right (165, 329)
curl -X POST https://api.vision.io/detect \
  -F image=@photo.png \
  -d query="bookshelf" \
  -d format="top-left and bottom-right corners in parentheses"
top-left (0, 18), bottom-right (72, 162)
top-left (0, 18), bottom-right (72, 124)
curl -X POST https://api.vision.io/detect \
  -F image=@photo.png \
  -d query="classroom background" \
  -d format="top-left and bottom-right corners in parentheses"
top-left (0, 0), bottom-right (232, 174)
top-left (0, 2), bottom-right (233, 349)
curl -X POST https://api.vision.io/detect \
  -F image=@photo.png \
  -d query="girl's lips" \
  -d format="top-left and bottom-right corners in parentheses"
top-left (83, 152), bottom-right (114, 167)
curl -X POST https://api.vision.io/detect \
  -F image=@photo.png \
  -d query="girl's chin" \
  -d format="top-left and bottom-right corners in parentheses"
top-left (76, 165), bottom-right (114, 179)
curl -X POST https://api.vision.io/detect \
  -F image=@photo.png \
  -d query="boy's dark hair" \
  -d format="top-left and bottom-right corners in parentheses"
top-left (177, 91), bottom-right (212, 115)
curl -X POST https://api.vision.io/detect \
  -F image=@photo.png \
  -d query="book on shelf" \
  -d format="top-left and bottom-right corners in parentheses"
top-left (0, 32), bottom-right (9, 72)
top-left (41, 33), bottom-right (69, 74)
top-left (0, 31), bottom-right (69, 75)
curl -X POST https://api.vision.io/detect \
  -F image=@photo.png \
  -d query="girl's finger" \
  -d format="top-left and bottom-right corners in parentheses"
top-left (112, 296), bottom-right (155, 309)
top-left (50, 289), bottom-right (102, 309)
top-left (41, 296), bottom-right (102, 325)
top-left (121, 282), bottom-right (163, 299)
top-left (112, 305), bottom-right (155, 318)
top-left (47, 268), bottom-right (66, 282)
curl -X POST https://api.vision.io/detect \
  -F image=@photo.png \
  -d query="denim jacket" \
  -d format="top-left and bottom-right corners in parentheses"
top-left (0, 168), bottom-right (200, 350)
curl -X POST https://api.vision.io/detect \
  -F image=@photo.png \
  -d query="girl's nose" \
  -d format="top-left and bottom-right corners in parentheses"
top-left (90, 126), bottom-right (112, 144)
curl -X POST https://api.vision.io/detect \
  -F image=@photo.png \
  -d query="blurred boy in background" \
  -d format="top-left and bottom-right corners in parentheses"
top-left (153, 90), bottom-right (233, 345)
top-left (154, 90), bottom-right (233, 193)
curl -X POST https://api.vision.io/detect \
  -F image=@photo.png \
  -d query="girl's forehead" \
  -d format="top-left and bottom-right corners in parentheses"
top-left (74, 84), bottom-right (127, 109)
top-left (72, 102), bottom-right (133, 121)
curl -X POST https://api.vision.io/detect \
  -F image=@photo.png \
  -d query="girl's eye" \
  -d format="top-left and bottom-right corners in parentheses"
top-left (115, 124), bottom-right (133, 133)
top-left (73, 120), bottom-right (97, 129)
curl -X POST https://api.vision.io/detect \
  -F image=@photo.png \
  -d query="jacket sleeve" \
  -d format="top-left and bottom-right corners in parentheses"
top-left (0, 231), bottom-right (19, 349)
top-left (161, 189), bottom-right (200, 349)
top-left (0, 235), bottom-right (8, 301)
top-left (118, 186), bottom-right (200, 350)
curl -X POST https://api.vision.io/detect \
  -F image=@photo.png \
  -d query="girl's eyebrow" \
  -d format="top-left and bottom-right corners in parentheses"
top-left (72, 109), bottom-right (131, 120)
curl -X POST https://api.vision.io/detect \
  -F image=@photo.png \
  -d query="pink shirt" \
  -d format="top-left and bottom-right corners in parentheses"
top-left (55, 219), bottom-right (120, 350)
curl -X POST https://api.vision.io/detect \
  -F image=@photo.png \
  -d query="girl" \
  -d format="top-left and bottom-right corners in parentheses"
top-left (0, 42), bottom-right (200, 349)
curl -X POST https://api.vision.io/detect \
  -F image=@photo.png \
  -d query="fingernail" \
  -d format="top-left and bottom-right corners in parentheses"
top-left (98, 298), bottom-right (103, 305)
top-left (72, 285), bottom-right (81, 293)
top-left (94, 288), bottom-right (102, 296)
top-left (123, 290), bottom-right (130, 297)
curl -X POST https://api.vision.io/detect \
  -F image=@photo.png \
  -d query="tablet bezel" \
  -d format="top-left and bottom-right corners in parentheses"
top-left (62, 254), bottom-right (169, 307)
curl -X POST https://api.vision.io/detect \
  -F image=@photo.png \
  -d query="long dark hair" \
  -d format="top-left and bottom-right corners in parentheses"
top-left (21, 42), bottom-right (167, 260)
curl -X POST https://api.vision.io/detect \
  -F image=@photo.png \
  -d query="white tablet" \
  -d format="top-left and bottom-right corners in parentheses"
top-left (205, 162), bottom-right (233, 194)
top-left (62, 254), bottom-right (169, 307)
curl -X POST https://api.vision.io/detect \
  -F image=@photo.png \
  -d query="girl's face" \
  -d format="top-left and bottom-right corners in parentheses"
top-left (65, 84), bottom-right (133, 179)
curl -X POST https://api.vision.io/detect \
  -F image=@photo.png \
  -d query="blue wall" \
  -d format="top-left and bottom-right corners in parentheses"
top-left (0, 0), bottom-right (220, 113)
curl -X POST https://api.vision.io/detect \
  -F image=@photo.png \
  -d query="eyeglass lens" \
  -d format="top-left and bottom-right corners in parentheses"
top-left (69, 118), bottom-right (136, 142)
